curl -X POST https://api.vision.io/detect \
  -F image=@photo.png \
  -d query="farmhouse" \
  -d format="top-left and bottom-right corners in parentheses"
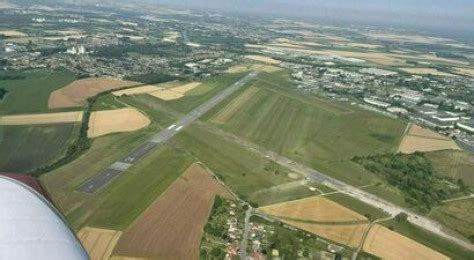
top-left (457, 120), bottom-right (474, 133)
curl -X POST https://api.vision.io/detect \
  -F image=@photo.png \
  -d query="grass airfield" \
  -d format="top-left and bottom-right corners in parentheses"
top-left (1, 68), bottom-right (470, 259)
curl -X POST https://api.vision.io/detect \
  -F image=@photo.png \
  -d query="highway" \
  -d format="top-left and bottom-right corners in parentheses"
top-left (78, 71), bottom-right (258, 193)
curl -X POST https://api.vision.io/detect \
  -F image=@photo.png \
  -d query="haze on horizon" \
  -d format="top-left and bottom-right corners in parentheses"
top-left (9, 0), bottom-right (474, 38)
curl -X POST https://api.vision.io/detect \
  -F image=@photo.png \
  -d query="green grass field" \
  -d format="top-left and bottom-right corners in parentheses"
top-left (207, 74), bottom-right (406, 163)
top-left (250, 184), bottom-right (321, 206)
top-left (429, 198), bottom-right (474, 239)
top-left (0, 69), bottom-right (76, 115)
top-left (204, 71), bottom-right (406, 187)
top-left (0, 124), bottom-right (78, 173)
top-left (426, 150), bottom-right (474, 187)
top-left (41, 124), bottom-right (193, 230)
top-left (175, 123), bottom-right (298, 204)
top-left (380, 219), bottom-right (474, 259)
top-left (324, 193), bottom-right (390, 220)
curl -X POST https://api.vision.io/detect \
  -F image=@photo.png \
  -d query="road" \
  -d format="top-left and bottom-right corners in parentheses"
top-left (197, 123), bottom-right (474, 251)
top-left (240, 207), bottom-right (253, 259)
top-left (78, 71), bottom-right (258, 193)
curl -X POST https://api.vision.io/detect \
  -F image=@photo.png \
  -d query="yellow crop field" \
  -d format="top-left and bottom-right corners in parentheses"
top-left (363, 224), bottom-right (449, 260)
top-left (0, 111), bottom-right (83, 125)
top-left (87, 108), bottom-right (150, 138)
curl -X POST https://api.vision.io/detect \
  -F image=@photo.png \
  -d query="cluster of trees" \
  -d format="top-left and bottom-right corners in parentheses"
top-left (125, 72), bottom-right (179, 84)
top-left (0, 74), bottom-right (26, 80)
top-left (203, 196), bottom-right (229, 239)
top-left (353, 152), bottom-right (467, 212)
top-left (0, 88), bottom-right (7, 100)
top-left (93, 43), bottom-right (190, 58)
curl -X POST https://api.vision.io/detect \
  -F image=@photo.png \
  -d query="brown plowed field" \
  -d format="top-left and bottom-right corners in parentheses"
top-left (260, 196), bottom-right (369, 247)
top-left (0, 111), bottom-right (83, 125)
top-left (77, 227), bottom-right (122, 260)
top-left (87, 108), bottom-right (150, 138)
top-left (398, 124), bottom-right (459, 153)
top-left (113, 163), bottom-right (234, 259)
top-left (48, 78), bottom-right (140, 108)
top-left (363, 224), bottom-right (449, 260)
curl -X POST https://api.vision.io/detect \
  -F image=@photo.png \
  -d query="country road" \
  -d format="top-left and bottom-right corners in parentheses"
top-left (77, 71), bottom-right (258, 193)
top-left (197, 123), bottom-right (474, 251)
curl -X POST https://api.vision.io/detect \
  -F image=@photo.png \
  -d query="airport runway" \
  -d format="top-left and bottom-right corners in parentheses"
top-left (78, 72), bottom-right (258, 193)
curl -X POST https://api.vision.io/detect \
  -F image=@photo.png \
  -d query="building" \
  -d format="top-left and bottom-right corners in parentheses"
top-left (363, 97), bottom-right (390, 108)
top-left (387, 106), bottom-right (408, 114)
top-left (415, 106), bottom-right (437, 115)
top-left (457, 120), bottom-right (474, 133)
top-left (420, 115), bottom-right (455, 129)
top-left (432, 111), bottom-right (460, 123)
top-left (66, 46), bottom-right (86, 55)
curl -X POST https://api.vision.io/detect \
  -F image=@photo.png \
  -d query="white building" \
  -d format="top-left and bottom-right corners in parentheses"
top-left (364, 97), bottom-right (390, 108)
top-left (432, 112), bottom-right (460, 123)
top-left (387, 106), bottom-right (408, 114)
top-left (66, 46), bottom-right (86, 55)
top-left (457, 120), bottom-right (474, 133)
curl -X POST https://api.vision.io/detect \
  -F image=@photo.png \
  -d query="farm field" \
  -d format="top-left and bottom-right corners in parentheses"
top-left (0, 111), bottom-right (83, 125)
top-left (454, 67), bottom-right (474, 77)
top-left (399, 67), bottom-right (457, 77)
top-left (260, 196), bottom-right (369, 248)
top-left (324, 193), bottom-right (390, 220)
top-left (249, 181), bottom-right (322, 206)
top-left (78, 227), bottom-right (122, 260)
top-left (206, 72), bottom-right (406, 176)
top-left (0, 69), bottom-right (76, 114)
top-left (159, 72), bottom-right (248, 113)
top-left (41, 105), bottom-right (194, 230)
top-left (398, 124), bottom-right (460, 153)
top-left (380, 219), bottom-right (474, 259)
top-left (363, 224), bottom-right (449, 260)
top-left (0, 30), bottom-right (27, 37)
top-left (87, 108), bottom-right (150, 138)
top-left (112, 85), bottom-right (162, 96)
top-left (0, 124), bottom-right (78, 173)
top-left (244, 55), bottom-right (281, 64)
top-left (426, 150), bottom-right (474, 187)
top-left (48, 77), bottom-right (140, 108)
top-left (226, 64), bottom-right (281, 73)
top-left (148, 82), bottom-right (201, 100)
top-left (429, 198), bottom-right (474, 239)
top-left (113, 163), bottom-right (233, 259)
top-left (246, 43), bottom-right (469, 66)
